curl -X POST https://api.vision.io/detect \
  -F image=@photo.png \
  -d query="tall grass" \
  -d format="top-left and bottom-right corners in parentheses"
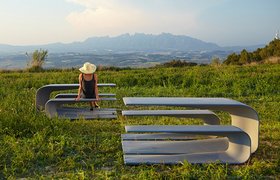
top-left (0, 64), bottom-right (279, 179)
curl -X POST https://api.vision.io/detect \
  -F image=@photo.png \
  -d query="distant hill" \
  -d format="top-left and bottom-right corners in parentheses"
top-left (0, 33), bottom-right (266, 54)
top-left (0, 33), bottom-right (222, 54)
top-left (81, 33), bottom-right (221, 52)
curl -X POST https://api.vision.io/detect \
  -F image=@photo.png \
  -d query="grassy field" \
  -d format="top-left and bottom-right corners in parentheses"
top-left (0, 64), bottom-right (279, 179)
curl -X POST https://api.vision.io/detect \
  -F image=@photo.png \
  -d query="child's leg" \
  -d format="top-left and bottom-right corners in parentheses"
top-left (90, 101), bottom-right (99, 108)
top-left (89, 102), bottom-right (94, 110)
top-left (93, 101), bottom-right (100, 108)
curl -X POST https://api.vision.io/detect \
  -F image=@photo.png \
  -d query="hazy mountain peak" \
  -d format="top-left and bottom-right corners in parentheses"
top-left (79, 33), bottom-right (221, 52)
top-left (2, 33), bottom-right (265, 55)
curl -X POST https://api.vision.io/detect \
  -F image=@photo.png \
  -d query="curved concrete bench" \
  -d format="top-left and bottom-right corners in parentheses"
top-left (123, 97), bottom-right (259, 154)
top-left (45, 97), bottom-right (117, 119)
top-left (36, 83), bottom-right (116, 110)
top-left (122, 125), bottom-right (251, 164)
top-left (55, 93), bottom-right (116, 99)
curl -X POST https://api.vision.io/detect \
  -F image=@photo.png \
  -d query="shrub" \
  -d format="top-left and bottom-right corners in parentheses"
top-left (26, 49), bottom-right (48, 72)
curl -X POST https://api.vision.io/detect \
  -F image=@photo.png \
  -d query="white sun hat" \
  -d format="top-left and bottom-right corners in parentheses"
top-left (79, 62), bottom-right (97, 74)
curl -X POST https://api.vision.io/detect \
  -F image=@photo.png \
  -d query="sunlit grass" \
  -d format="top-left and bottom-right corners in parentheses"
top-left (0, 64), bottom-right (279, 178)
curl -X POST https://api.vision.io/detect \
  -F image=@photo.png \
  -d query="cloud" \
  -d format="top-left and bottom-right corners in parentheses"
top-left (65, 0), bottom-right (198, 36)
top-left (66, 0), bottom-right (110, 10)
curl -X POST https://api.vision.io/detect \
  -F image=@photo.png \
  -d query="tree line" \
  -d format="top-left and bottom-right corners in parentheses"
top-left (223, 39), bottom-right (280, 65)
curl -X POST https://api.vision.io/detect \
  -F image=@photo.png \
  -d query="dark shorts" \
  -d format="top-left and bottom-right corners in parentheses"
top-left (81, 92), bottom-right (96, 99)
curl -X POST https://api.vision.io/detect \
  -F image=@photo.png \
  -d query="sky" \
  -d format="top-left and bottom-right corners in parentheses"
top-left (0, 0), bottom-right (279, 46)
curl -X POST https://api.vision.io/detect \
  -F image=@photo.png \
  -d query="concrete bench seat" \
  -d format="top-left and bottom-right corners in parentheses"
top-left (122, 125), bottom-right (251, 164)
top-left (45, 97), bottom-right (117, 119)
top-left (124, 152), bottom-right (246, 165)
top-left (55, 93), bottom-right (116, 98)
top-left (55, 107), bottom-right (117, 120)
top-left (36, 83), bottom-right (116, 110)
top-left (122, 137), bottom-right (229, 154)
top-left (122, 110), bottom-right (220, 125)
top-left (121, 133), bottom-right (206, 141)
top-left (125, 125), bottom-right (243, 133)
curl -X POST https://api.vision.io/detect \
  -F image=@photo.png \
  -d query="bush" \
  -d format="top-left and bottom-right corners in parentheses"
top-left (26, 49), bottom-right (48, 72)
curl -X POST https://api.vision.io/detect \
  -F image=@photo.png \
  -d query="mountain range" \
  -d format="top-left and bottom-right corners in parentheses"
top-left (0, 33), bottom-right (265, 69)
top-left (0, 33), bottom-right (263, 54)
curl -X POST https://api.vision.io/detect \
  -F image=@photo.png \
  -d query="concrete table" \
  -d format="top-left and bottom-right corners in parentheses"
top-left (123, 97), bottom-right (259, 154)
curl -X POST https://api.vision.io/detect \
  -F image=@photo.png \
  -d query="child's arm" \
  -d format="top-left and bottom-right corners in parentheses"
top-left (94, 74), bottom-right (99, 100)
top-left (76, 74), bottom-right (82, 100)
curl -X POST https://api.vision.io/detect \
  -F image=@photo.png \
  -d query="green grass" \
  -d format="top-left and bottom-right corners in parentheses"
top-left (0, 65), bottom-right (280, 179)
